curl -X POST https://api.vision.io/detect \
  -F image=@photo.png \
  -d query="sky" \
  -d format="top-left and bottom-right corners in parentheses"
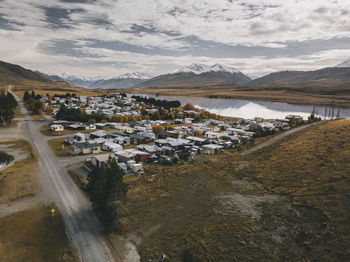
top-left (0, 0), bottom-right (350, 78)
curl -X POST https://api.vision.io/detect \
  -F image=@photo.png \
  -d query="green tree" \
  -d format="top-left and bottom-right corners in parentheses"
top-left (87, 158), bottom-right (127, 232)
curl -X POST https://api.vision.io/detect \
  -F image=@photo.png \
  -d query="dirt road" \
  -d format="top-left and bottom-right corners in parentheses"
top-left (9, 87), bottom-right (119, 262)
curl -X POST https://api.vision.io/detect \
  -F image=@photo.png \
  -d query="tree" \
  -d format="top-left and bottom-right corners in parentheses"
top-left (152, 125), bottom-right (164, 134)
top-left (87, 157), bottom-right (127, 232)
top-left (167, 125), bottom-right (175, 131)
top-left (46, 104), bottom-right (54, 114)
top-left (0, 91), bottom-right (17, 124)
top-left (151, 110), bottom-right (161, 120)
top-left (88, 118), bottom-right (96, 124)
top-left (183, 103), bottom-right (196, 111)
top-left (129, 115), bottom-right (136, 122)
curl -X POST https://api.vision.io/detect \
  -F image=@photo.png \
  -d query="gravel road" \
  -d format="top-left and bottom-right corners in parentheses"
top-left (9, 87), bottom-right (119, 262)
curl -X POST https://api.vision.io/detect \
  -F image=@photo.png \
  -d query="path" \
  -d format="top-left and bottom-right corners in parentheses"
top-left (242, 123), bottom-right (318, 155)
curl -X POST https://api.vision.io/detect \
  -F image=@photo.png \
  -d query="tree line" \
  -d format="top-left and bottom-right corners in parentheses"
top-left (23, 90), bottom-right (44, 115)
top-left (0, 91), bottom-right (17, 124)
top-left (132, 95), bottom-right (181, 109)
top-left (87, 157), bottom-right (127, 232)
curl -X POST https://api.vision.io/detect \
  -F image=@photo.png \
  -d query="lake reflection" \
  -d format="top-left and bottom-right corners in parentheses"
top-left (135, 94), bottom-right (350, 119)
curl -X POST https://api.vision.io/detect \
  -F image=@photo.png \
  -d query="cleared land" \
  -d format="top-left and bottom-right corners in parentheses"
top-left (124, 86), bottom-right (350, 107)
top-left (0, 140), bottom-right (79, 262)
top-left (0, 204), bottom-right (79, 262)
top-left (119, 119), bottom-right (350, 261)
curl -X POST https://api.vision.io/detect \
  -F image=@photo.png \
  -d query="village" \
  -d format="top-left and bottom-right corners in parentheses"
top-left (42, 93), bottom-right (305, 175)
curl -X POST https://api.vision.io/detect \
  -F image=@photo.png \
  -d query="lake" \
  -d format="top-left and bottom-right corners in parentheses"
top-left (135, 94), bottom-right (350, 119)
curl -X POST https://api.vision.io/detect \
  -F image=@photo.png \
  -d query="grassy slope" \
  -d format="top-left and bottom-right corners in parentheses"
top-left (122, 120), bottom-right (350, 261)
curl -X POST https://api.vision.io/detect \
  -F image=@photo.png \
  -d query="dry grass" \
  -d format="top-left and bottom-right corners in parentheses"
top-left (47, 138), bottom-right (70, 157)
top-left (0, 140), bottom-right (39, 203)
top-left (121, 119), bottom-right (350, 261)
top-left (125, 86), bottom-right (350, 107)
top-left (0, 204), bottom-right (79, 262)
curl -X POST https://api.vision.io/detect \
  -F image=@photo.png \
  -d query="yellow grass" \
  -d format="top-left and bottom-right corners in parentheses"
top-left (47, 138), bottom-right (70, 157)
top-left (0, 204), bottom-right (79, 262)
top-left (121, 119), bottom-right (350, 261)
top-left (0, 140), bottom-right (39, 203)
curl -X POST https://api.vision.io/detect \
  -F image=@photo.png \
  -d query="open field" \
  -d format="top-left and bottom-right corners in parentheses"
top-left (0, 139), bottom-right (79, 262)
top-left (119, 119), bottom-right (350, 261)
top-left (0, 140), bottom-right (39, 203)
top-left (124, 86), bottom-right (350, 107)
top-left (0, 204), bottom-right (79, 262)
top-left (47, 138), bottom-right (70, 157)
top-left (1, 82), bottom-right (104, 98)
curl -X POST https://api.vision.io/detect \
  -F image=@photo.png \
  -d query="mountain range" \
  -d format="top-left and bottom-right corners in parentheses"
top-left (136, 63), bottom-right (251, 89)
top-left (39, 71), bottom-right (152, 89)
top-left (1, 60), bottom-right (350, 95)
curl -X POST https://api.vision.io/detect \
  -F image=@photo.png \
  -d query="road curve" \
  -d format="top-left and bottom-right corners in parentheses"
top-left (8, 86), bottom-right (118, 262)
top-left (242, 122), bottom-right (320, 156)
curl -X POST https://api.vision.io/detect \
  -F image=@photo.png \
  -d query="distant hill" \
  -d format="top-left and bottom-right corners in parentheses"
top-left (137, 63), bottom-right (251, 89)
top-left (246, 67), bottom-right (350, 93)
top-left (0, 60), bottom-right (50, 85)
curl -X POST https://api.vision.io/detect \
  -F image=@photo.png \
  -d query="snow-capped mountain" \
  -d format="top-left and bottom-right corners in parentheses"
top-left (176, 63), bottom-right (240, 75)
top-left (119, 72), bottom-right (152, 80)
top-left (336, 59), bottom-right (350, 67)
top-left (38, 71), bottom-right (151, 89)
top-left (137, 63), bottom-right (251, 88)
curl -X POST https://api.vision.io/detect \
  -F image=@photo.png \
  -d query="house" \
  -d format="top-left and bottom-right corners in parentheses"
top-left (50, 124), bottom-right (64, 132)
top-left (130, 132), bottom-right (155, 144)
top-left (70, 142), bottom-right (100, 155)
top-left (137, 144), bottom-right (157, 154)
top-left (67, 123), bottom-right (85, 130)
top-left (91, 154), bottom-right (117, 168)
top-left (103, 141), bottom-right (123, 152)
top-left (73, 133), bottom-right (86, 143)
top-left (202, 144), bottom-right (224, 154)
top-left (113, 136), bottom-right (130, 146)
top-left (205, 132), bottom-right (227, 139)
top-left (186, 136), bottom-right (208, 146)
top-left (96, 123), bottom-right (109, 129)
top-left (90, 130), bottom-right (107, 139)
top-left (155, 138), bottom-right (190, 151)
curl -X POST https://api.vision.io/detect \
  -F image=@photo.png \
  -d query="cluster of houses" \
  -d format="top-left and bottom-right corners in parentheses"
top-left (43, 94), bottom-right (304, 175)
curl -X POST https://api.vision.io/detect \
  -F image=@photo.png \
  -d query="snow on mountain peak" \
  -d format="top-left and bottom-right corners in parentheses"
top-left (176, 63), bottom-right (241, 74)
top-left (118, 72), bottom-right (152, 80)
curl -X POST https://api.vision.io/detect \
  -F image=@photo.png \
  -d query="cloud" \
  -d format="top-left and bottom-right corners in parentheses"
top-left (0, 0), bottom-right (350, 77)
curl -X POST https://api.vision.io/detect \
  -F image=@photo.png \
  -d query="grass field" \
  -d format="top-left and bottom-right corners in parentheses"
top-left (47, 138), bottom-right (70, 157)
top-left (0, 140), bottom-right (39, 203)
top-left (121, 119), bottom-right (350, 261)
top-left (0, 204), bottom-right (79, 262)
top-left (0, 139), bottom-right (79, 262)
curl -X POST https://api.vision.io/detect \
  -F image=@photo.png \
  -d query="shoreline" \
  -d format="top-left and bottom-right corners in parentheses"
top-left (120, 87), bottom-right (350, 108)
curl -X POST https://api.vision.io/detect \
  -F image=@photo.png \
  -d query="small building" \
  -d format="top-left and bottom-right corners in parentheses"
top-left (70, 142), bottom-right (100, 155)
top-left (103, 141), bottom-right (123, 152)
top-left (91, 154), bottom-right (117, 168)
top-left (50, 124), bottom-right (64, 132)
top-left (202, 144), bottom-right (224, 155)
top-left (90, 130), bottom-right (107, 139)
